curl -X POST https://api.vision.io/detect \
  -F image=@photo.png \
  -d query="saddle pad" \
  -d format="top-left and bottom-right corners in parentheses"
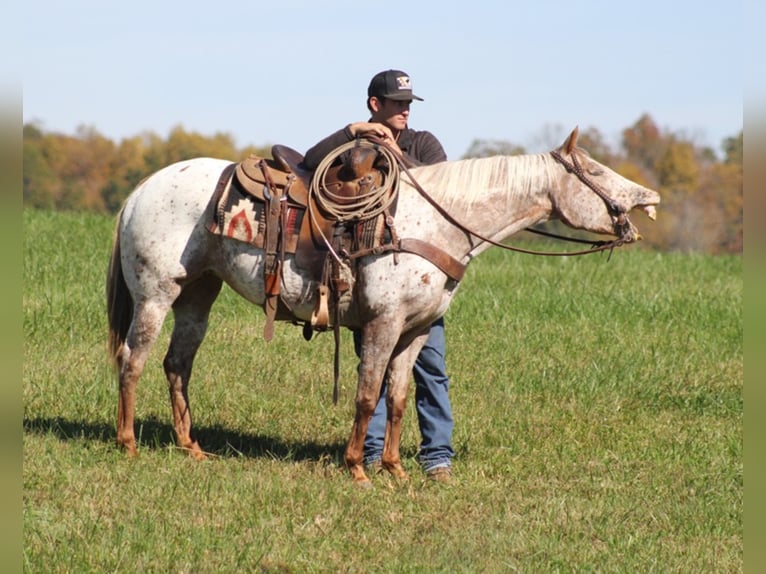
top-left (208, 171), bottom-right (304, 253)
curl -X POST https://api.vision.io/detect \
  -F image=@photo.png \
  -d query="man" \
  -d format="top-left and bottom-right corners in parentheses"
top-left (303, 70), bottom-right (454, 482)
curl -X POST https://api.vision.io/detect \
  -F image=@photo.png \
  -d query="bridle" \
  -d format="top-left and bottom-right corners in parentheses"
top-left (548, 149), bottom-right (636, 246)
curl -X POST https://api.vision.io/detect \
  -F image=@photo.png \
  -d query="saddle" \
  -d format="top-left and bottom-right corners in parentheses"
top-left (208, 143), bottom-right (394, 341)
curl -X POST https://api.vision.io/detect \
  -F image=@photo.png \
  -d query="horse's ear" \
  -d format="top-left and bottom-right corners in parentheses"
top-left (564, 126), bottom-right (579, 154)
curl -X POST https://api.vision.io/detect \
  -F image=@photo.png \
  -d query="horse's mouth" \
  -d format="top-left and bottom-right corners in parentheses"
top-left (621, 205), bottom-right (658, 242)
top-left (640, 205), bottom-right (657, 221)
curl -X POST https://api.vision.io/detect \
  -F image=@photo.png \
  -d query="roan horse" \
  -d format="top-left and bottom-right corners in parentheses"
top-left (107, 128), bottom-right (660, 484)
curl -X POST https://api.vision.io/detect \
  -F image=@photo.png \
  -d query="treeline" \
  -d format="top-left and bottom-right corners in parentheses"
top-left (23, 114), bottom-right (742, 253)
top-left (23, 123), bottom-right (272, 214)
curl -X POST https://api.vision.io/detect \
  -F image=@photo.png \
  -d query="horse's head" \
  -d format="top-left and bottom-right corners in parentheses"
top-left (549, 127), bottom-right (660, 242)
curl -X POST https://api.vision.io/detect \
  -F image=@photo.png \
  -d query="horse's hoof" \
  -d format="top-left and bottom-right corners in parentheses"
top-left (117, 440), bottom-right (138, 457)
top-left (383, 462), bottom-right (408, 480)
top-left (349, 465), bottom-right (372, 486)
top-left (181, 442), bottom-right (208, 460)
top-left (189, 450), bottom-right (207, 461)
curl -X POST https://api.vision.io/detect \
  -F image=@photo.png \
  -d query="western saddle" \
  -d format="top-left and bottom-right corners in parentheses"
top-left (210, 142), bottom-right (397, 342)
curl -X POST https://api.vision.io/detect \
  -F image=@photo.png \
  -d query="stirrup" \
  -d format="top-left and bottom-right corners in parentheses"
top-left (310, 285), bottom-right (330, 331)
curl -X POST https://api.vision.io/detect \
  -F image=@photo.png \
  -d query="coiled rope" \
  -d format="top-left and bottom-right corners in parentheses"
top-left (310, 139), bottom-right (400, 222)
top-left (307, 139), bottom-right (400, 261)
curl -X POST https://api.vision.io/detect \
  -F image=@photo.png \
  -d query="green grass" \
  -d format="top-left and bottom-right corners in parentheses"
top-left (23, 208), bottom-right (742, 573)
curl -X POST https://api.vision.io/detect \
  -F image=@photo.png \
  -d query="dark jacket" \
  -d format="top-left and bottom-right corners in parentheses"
top-left (302, 124), bottom-right (447, 170)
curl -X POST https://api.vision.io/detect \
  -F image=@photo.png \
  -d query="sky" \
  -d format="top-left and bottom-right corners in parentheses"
top-left (15, 0), bottom-right (746, 160)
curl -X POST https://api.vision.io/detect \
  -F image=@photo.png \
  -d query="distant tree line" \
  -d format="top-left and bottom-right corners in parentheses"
top-left (23, 114), bottom-right (741, 253)
top-left (23, 123), bottom-right (272, 214)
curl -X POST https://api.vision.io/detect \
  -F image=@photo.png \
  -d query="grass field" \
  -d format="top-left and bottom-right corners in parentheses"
top-left (23, 208), bottom-right (742, 573)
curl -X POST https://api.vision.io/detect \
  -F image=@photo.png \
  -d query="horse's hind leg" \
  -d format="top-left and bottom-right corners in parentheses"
top-left (117, 298), bottom-right (173, 455)
top-left (163, 274), bottom-right (223, 459)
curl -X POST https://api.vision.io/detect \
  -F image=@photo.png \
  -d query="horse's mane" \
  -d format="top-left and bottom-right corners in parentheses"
top-left (405, 153), bottom-right (554, 211)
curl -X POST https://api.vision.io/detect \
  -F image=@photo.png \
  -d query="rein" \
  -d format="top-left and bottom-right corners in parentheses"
top-left (370, 137), bottom-right (634, 259)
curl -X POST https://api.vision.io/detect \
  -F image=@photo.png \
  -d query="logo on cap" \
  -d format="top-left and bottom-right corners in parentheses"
top-left (395, 75), bottom-right (412, 91)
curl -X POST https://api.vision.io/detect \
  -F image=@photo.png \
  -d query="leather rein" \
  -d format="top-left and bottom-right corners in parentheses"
top-left (381, 139), bottom-right (635, 259)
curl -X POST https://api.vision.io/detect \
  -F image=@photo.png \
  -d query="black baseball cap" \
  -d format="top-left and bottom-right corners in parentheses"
top-left (367, 69), bottom-right (424, 101)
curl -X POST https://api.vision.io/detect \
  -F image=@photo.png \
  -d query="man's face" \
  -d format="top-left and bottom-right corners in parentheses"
top-left (370, 97), bottom-right (411, 132)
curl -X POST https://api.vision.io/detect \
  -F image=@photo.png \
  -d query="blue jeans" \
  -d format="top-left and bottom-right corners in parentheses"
top-left (355, 317), bottom-right (455, 471)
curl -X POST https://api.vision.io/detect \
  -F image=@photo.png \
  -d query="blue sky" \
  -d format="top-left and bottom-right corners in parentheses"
top-left (17, 0), bottom-right (745, 160)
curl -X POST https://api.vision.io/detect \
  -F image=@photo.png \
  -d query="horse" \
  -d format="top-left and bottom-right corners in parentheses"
top-left (106, 128), bottom-right (660, 484)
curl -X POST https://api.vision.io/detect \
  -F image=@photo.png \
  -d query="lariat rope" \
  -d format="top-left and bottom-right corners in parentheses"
top-left (310, 140), bottom-right (400, 221)
top-left (307, 140), bottom-right (400, 264)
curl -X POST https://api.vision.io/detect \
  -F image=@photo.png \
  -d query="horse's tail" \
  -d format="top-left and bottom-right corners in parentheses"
top-left (106, 206), bottom-right (133, 365)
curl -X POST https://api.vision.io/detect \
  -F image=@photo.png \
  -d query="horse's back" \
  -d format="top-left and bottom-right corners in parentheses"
top-left (119, 157), bottom-right (232, 291)
top-left (122, 157), bottom-right (231, 238)
top-left (124, 158), bottom-right (230, 219)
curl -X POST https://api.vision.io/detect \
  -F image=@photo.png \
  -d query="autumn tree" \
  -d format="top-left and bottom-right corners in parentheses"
top-left (23, 123), bottom-right (59, 209)
top-left (622, 113), bottom-right (666, 188)
top-left (461, 138), bottom-right (525, 159)
top-left (652, 137), bottom-right (702, 250)
top-left (101, 136), bottom-right (151, 212)
top-left (576, 127), bottom-right (618, 165)
top-left (163, 125), bottom-right (240, 165)
top-left (698, 131), bottom-right (743, 253)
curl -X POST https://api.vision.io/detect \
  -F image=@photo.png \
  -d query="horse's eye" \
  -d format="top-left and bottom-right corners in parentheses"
top-left (588, 168), bottom-right (604, 176)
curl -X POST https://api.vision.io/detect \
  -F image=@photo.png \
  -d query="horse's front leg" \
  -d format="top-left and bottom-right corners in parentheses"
top-left (345, 318), bottom-right (400, 485)
top-left (381, 330), bottom-right (430, 479)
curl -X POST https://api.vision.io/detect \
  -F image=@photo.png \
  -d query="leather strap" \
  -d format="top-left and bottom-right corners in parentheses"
top-left (261, 160), bottom-right (284, 342)
top-left (397, 238), bottom-right (467, 282)
top-left (207, 163), bottom-right (237, 233)
top-left (347, 238), bottom-right (466, 282)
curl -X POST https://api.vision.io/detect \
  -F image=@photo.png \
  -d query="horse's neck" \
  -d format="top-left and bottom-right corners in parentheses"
top-left (410, 153), bottom-right (553, 210)
top-left (405, 154), bottom-right (554, 243)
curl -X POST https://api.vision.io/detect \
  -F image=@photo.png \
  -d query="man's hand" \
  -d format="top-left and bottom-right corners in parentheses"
top-left (347, 122), bottom-right (403, 156)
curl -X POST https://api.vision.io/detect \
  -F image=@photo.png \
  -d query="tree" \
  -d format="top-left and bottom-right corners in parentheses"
top-left (462, 138), bottom-right (525, 159)
top-left (102, 136), bottom-right (149, 212)
top-left (163, 125), bottom-right (239, 164)
top-left (622, 113), bottom-right (666, 178)
top-left (723, 131), bottom-right (743, 166)
top-left (23, 138), bottom-right (59, 209)
top-left (657, 138), bottom-right (699, 193)
top-left (576, 127), bottom-right (616, 164)
top-left (698, 130), bottom-right (743, 253)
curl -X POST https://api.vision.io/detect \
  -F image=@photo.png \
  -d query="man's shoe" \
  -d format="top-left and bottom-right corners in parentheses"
top-left (425, 466), bottom-right (452, 483)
